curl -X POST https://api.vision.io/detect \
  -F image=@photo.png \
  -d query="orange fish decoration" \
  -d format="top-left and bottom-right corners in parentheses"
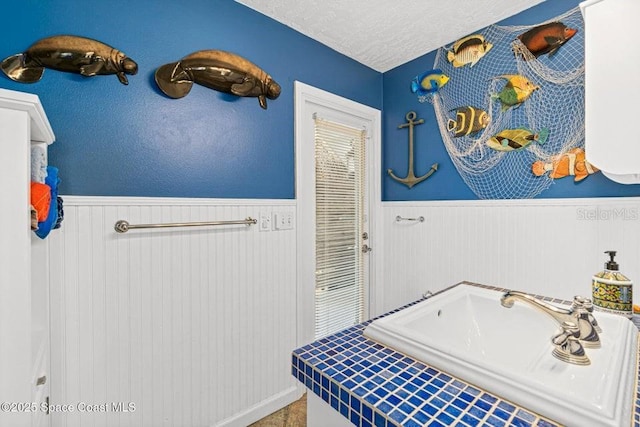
top-left (518, 22), bottom-right (578, 58)
top-left (532, 148), bottom-right (599, 181)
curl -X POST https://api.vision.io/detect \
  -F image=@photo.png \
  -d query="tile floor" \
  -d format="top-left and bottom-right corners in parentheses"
top-left (250, 393), bottom-right (307, 427)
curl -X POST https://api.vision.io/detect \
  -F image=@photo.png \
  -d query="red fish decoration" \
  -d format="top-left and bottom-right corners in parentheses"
top-left (517, 22), bottom-right (577, 58)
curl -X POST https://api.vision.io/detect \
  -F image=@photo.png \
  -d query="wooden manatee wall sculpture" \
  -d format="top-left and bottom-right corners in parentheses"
top-left (1, 35), bottom-right (138, 85)
top-left (155, 50), bottom-right (281, 109)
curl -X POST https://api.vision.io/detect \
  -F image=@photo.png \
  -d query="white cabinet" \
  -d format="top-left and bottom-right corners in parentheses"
top-left (0, 89), bottom-right (55, 427)
top-left (582, 0), bottom-right (640, 183)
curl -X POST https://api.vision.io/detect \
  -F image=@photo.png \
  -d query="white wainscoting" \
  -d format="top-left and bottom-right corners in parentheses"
top-left (47, 196), bottom-right (300, 427)
top-left (45, 195), bottom-right (640, 426)
top-left (381, 197), bottom-right (640, 313)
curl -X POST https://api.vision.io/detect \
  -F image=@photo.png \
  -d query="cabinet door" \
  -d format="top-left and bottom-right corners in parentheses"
top-left (0, 89), bottom-right (55, 427)
top-left (0, 108), bottom-right (32, 427)
top-left (583, 0), bottom-right (640, 179)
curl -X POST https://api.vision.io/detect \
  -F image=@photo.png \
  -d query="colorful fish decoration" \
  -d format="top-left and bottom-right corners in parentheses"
top-left (532, 148), bottom-right (599, 181)
top-left (410, 69), bottom-right (449, 95)
top-left (491, 75), bottom-right (539, 112)
top-left (487, 127), bottom-right (549, 152)
top-left (447, 34), bottom-right (493, 68)
top-left (517, 22), bottom-right (578, 58)
top-left (447, 106), bottom-right (490, 137)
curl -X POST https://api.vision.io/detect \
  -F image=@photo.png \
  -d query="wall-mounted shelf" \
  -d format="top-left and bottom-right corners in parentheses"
top-left (0, 89), bottom-right (55, 144)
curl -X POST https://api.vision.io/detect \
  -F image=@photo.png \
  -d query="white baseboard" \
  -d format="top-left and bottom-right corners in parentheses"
top-left (215, 386), bottom-right (304, 427)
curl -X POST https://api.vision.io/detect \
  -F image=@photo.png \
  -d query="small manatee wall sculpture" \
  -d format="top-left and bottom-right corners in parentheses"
top-left (154, 50), bottom-right (281, 109)
top-left (1, 35), bottom-right (138, 85)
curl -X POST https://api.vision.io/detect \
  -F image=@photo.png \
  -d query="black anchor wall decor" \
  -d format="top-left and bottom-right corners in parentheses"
top-left (387, 111), bottom-right (438, 188)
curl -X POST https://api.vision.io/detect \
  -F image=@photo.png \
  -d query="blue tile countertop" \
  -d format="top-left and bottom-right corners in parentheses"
top-left (292, 282), bottom-right (640, 427)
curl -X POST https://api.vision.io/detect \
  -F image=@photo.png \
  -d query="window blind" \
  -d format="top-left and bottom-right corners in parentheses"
top-left (314, 117), bottom-right (366, 339)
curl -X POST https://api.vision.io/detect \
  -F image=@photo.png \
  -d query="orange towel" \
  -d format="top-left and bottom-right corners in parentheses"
top-left (30, 182), bottom-right (51, 222)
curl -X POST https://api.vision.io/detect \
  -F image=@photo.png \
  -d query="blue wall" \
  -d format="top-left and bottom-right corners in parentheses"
top-left (4, 0), bottom-right (638, 200)
top-left (1, 0), bottom-right (381, 198)
top-left (382, 0), bottom-right (640, 200)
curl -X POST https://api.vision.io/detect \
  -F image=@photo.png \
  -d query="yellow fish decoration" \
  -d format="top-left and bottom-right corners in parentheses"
top-left (487, 127), bottom-right (549, 152)
top-left (491, 74), bottom-right (539, 111)
top-left (447, 106), bottom-right (490, 137)
top-left (447, 34), bottom-right (493, 68)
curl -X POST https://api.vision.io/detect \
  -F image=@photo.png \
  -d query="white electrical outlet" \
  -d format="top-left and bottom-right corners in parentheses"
top-left (259, 211), bottom-right (272, 231)
top-left (273, 211), bottom-right (294, 230)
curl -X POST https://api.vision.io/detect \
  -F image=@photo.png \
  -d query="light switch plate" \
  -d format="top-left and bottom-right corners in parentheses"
top-left (274, 211), bottom-right (294, 230)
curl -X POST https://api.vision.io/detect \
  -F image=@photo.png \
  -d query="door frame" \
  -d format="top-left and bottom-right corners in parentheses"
top-left (294, 81), bottom-right (382, 347)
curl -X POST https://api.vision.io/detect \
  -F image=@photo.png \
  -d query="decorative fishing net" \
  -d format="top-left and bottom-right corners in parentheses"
top-left (424, 7), bottom-right (584, 199)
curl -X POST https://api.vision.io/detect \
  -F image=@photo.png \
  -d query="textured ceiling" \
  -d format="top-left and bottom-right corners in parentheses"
top-left (235, 0), bottom-right (546, 72)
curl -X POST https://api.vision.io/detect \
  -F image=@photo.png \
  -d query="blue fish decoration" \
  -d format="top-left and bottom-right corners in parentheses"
top-left (411, 69), bottom-right (450, 95)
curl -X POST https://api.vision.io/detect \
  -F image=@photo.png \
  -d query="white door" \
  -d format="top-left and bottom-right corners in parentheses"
top-left (295, 82), bottom-right (381, 345)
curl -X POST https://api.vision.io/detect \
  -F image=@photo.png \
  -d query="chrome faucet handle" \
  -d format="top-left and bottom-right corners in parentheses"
top-left (573, 295), bottom-right (602, 334)
top-left (552, 321), bottom-right (591, 365)
top-left (572, 295), bottom-right (592, 310)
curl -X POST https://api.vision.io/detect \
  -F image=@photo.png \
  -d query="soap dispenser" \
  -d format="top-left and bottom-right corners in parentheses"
top-left (592, 250), bottom-right (633, 318)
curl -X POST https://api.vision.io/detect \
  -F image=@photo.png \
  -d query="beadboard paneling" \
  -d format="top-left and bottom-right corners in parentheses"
top-left (382, 198), bottom-right (640, 313)
top-left (47, 195), bottom-right (640, 426)
top-left (48, 197), bottom-right (299, 427)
